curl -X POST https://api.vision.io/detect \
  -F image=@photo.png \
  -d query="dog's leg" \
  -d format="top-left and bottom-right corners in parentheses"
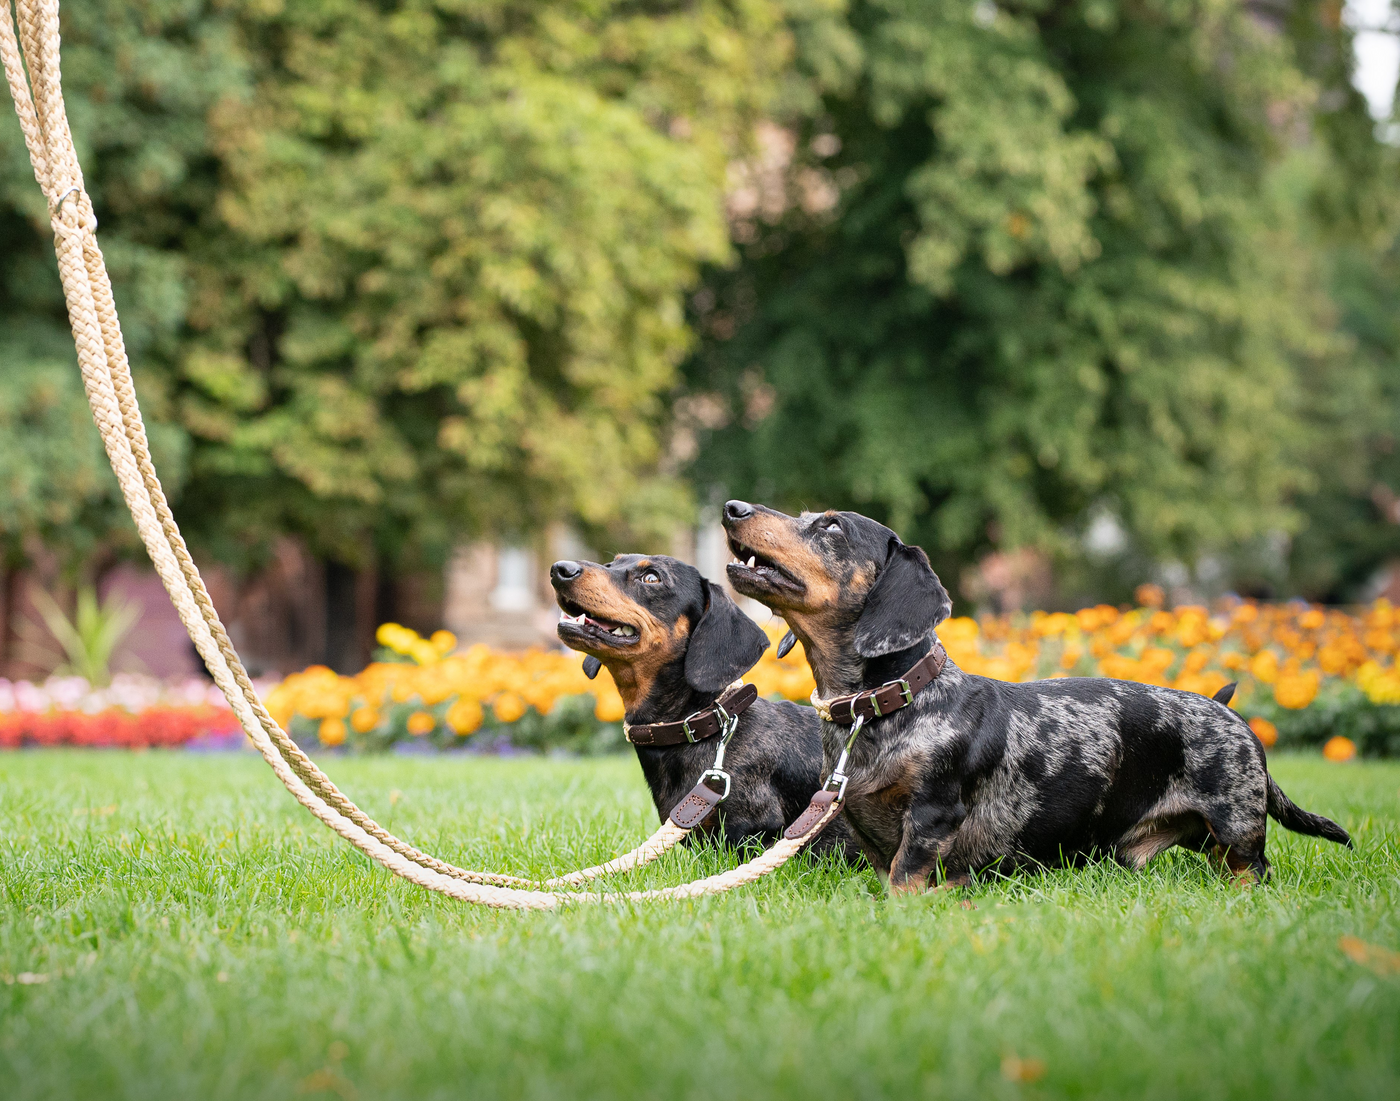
top-left (887, 848), bottom-right (935, 895)
top-left (1210, 843), bottom-right (1269, 887)
top-left (1206, 809), bottom-right (1270, 887)
top-left (888, 834), bottom-right (957, 896)
top-left (887, 796), bottom-right (968, 895)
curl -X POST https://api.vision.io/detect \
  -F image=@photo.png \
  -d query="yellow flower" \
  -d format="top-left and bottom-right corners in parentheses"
top-left (350, 707), bottom-right (380, 733)
top-left (445, 698), bottom-right (483, 735)
top-left (1135, 583), bottom-right (1165, 608)
top-left (593, 683), bottom-right (625, 723)
top-left (1322, 735), bottom-right (1356, 762)
top-left (406, 711), bottom-right (436, 736)
top-left (1249, 650), bottom-right (1279, 685)
top-left (1248, 716), bottom-right (1278, 749)
top-left (492, 692), bottom-right (527, 724)
top-left (318, 718), bottom-right (346, 746)
top-left (430, 630), bottom-right (458, 655)
top-left (937, 617), bottom-right (979, 644)
top-left (1273, 670), bottom-right (1319, 710)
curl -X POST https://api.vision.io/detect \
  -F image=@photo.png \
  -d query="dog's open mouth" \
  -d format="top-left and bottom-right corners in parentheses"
top-left (555, 597), bottom-right (640, 646)
top-left (725, 537), bottom-right (803, 596)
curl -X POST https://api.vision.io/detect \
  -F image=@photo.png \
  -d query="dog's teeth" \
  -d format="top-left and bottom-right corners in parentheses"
top-left (747, 556), bottom-right (756, 568)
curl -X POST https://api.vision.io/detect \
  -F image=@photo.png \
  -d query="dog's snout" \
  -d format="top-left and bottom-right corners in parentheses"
top-left (551, 560), bottom-right (583, 583)
top-left (723, 500), bottom-right (754, 523)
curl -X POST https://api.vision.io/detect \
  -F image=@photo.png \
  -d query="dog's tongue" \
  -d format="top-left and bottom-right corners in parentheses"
top-left (583, 655), bottom-right (602, 679)
top-left (777, 630), bottom-right (797, 659)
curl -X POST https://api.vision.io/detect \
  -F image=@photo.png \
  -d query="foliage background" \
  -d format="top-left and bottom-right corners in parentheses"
top-left (4, 0), bottom-right (1400, 605)
top-left (1, 0), bottom-right (817, 576)
top-left (684, 0), bottom-right (1400, 604)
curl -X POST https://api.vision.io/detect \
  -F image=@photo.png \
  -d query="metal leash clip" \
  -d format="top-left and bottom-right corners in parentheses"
top-left (696, 704), bottom-right (739, 801)
top-left (822, 713), bottom-right (865, 800)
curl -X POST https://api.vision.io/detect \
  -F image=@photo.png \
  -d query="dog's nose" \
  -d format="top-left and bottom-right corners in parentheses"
top-left (551, 560), bottom-right (583, 582)
top-left (724, 500), bottom-right (754, 523)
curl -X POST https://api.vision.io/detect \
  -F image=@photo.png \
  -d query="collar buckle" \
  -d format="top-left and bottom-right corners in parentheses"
top-left (870, 677), bottom-right (912, 718)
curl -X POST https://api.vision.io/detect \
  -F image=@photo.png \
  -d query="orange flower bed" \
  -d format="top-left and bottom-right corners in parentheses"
top-left (931, 593), bottom-right (1400, 711)
top-left (268, 595), bottom-right (1400, 753)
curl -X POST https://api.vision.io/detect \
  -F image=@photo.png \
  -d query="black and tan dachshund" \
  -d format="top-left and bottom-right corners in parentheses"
top-left (550, 554), bottom-right (858, 859)
top-left (721, 500), bottom-right (1351, 891)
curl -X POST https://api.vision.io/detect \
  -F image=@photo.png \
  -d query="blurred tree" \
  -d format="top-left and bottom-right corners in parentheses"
top-left (0, 0), bottom-right (224, 571)
top-left (1, 0), bottom-right (820, 579)
top-left (1277, 1), bottom-right (1400, 600)
top-left (685, 0), bottom-right (1389, 600)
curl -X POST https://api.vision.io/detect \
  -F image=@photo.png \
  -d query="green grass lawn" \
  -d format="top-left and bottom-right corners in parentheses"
top-left (1, 750), bottom-right (1396, 1101)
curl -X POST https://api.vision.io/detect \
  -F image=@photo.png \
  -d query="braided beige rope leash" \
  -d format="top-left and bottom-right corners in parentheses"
top-left (1, 0), bottom-right (843, 908)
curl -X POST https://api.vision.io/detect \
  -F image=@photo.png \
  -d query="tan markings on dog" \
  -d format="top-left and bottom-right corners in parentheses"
top-left (1209, 840), bottom-right (1263, 887)
top-left (1222, 849), bottom-right (1260, 888)
top-left (737, 512), bottom-right (878, 693)
top-left (887, 832), bottom-right (925, 893)
top-left (888, 871), bottom-right (929, 896)
top-left (873, 771), bottom-right (915, 813)
top-left (564, 568), bottom-right (689, 712)
top-left (1116, 790), bottom-right (1202, 869)
top-left (605, 616), bottom-right (692, 714)
top-left (736, 513), bottom-right (842, 609)
top-left (1120, 819), bottom-right (1190, 870)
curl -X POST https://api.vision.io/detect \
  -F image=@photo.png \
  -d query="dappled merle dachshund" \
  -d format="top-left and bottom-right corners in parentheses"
top-left (722, 501), bottom-right (1351, 891)
top-left (550, 554), bottom-right (858, 859)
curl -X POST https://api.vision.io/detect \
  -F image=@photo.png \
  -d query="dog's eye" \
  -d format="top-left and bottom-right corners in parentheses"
top-left (822, 518), bottom-right (841, 532)
top-left (640, 571), bottom-right (661, 584)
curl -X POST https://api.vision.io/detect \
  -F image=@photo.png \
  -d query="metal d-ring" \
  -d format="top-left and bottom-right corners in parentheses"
top-left (698, 707), bottom-right (740, 801)
top-left (697, 767), bottom-right (732, 802)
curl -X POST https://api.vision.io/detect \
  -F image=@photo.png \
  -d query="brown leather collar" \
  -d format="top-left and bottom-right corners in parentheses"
top-left (624, 682), bottom-right (759, 746)
top-left (813, 641), bottom-right (947, 726)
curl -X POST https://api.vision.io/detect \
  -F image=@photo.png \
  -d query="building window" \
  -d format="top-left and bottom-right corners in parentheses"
top-left (490, 545), bottom-right (536, 612)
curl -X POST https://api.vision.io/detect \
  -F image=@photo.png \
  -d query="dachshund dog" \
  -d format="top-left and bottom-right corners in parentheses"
top-left (721, 500), bottom-right (1351, 891)
top-left (551, 554), bottom-right (858, 859)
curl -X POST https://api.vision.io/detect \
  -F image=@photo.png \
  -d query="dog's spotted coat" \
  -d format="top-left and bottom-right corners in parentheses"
top-left (722, 501), bottom-right (1351, 891)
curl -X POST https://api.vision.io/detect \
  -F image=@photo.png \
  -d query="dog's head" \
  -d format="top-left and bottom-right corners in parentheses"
top-left (722, 501), bottom-right (950, 685)
top-left (550, 554), bottom-right (770, 718)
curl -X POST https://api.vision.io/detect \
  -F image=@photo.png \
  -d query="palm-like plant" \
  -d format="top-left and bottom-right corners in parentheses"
top-left (22, 586), bottom-right (141, 686)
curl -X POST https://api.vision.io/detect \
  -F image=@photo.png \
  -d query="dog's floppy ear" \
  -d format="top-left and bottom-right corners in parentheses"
top-left (685, 579), bottom-right (770, 694)
top-left (854, 538), bottom-right (952, 658)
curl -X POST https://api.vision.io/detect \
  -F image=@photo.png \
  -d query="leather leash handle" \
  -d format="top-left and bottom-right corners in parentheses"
top-left (783, 789), bottom-right (840, 840)
top-left (669, 781), bottom-right (726, 829)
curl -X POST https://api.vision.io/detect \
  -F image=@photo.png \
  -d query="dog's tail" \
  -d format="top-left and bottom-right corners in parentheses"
top-left (1266, 775), bottom-right (1352, 847)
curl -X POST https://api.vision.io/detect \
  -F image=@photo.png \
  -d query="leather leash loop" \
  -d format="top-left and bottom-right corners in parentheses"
top-left (667, 705), bottom-right (741, 826)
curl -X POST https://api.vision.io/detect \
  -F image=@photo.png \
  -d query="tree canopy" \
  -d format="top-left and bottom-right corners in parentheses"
top-left (4, 0), bottom-right (1400, 602)
top-left (685, 0), bottom-right (1400, 599)
top-left (1, 0), bottom-right (818, 573)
